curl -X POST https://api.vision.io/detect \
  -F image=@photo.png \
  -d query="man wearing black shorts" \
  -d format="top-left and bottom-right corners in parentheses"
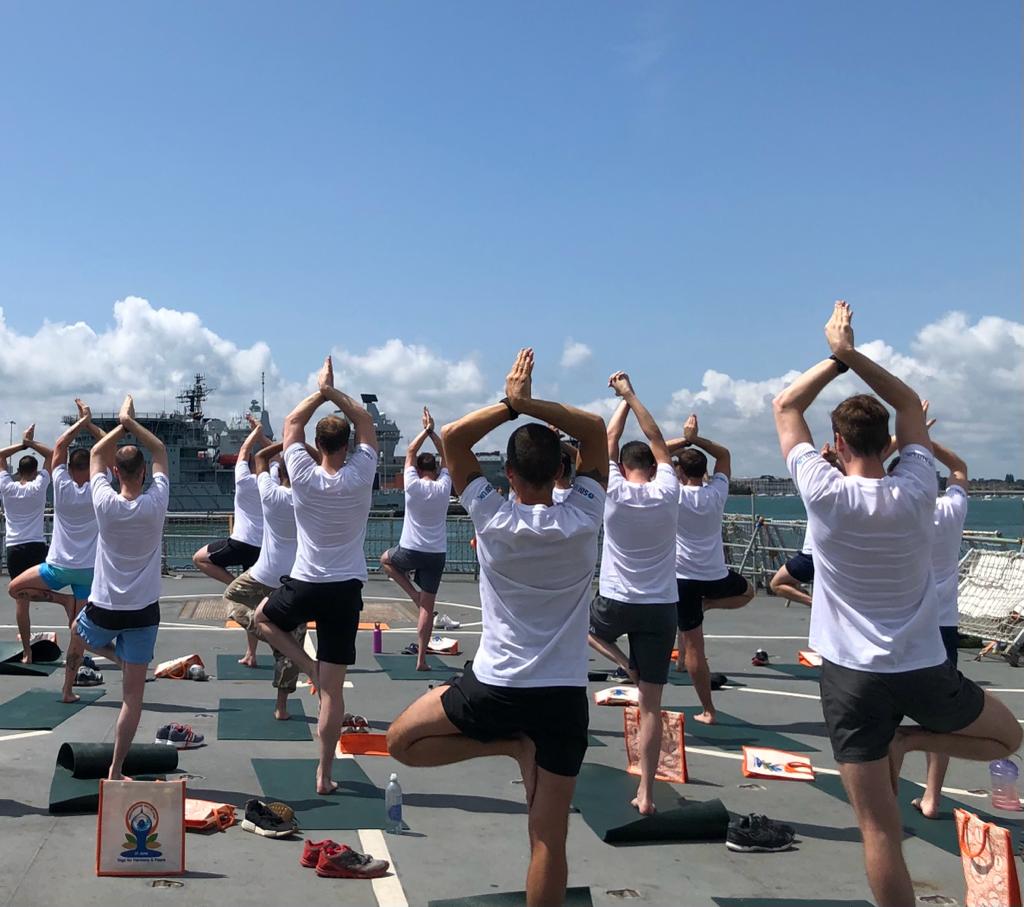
top-left (388, 349), bottom-right (608, 907)
top-left (773, 301), bottom-right (1019, 907)
top-left (192, 413), bottom-right (266, 586)
top-left (667, 415), bottom-right (753, 724)
top-left (380, 406), bottom-right (451, 671)
top-left (254, 356), bottom-right (378, 796)
top-left (587, 371), bottom-right (678, 816)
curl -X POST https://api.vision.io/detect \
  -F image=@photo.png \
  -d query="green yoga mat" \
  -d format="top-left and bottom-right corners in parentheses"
top-left (49, 742), bottom-right (179, 814)
top-left (216, 653), bottom-right (275, 681)
top-left (429, 888), bottom-right (594, 907)
top-left (0, 640), bottom-right (61, 675)
top-left (572, 763), bottom-right (730, 844)
top-left (815, 772), bottom-right (1023, 856)
top-left (665, 705), bottom-right (818, 753)
top-left (0, 688), bottom-right (104, 729)
top-left (217, 698), bottom-right (312, 741)
top-left (375, 653), bottom-right (459, 681)
top-left (252, 757), bottom-right (386, 829)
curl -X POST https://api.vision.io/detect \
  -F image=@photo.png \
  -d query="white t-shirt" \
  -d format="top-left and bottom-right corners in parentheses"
top-left (553, 485), bottom-right (573, 503)
top-left (675, 473), bottom-right (730, 581)
top-left (231, 462), bottom-right (264, 547)
top-left (933, 485), bottom-right (968, 628)
top-left (462, 475), bottom-right (605, 688)
top-left (800, 529), bottom-right (813, 557)
top-left (284, 443), bottom-right (377, 583)
top-left (399, 466), bottom-right (452, 554)
top-left (0, 468), bottom-right (50, 546)
top-left (48, 465), bottom-right (101, 569)
top-left (249, 472), bottom-right (298, 589)
top-left (90, 472), bottom-right (170, 610)
top-left (599, 462), bottom-right (679, 604)
top-left (788, 442), bottom-right (944, 672)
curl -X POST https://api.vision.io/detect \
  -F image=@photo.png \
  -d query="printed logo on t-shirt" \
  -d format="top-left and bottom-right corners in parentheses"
top-left (902, 449), bottom-right (933, 466)
top-left (795, 449), bottom-right (819, 467)
top-left (573, 484), bottom-right (595, 500)
top-left (476, 484), bottom-right (494, 501)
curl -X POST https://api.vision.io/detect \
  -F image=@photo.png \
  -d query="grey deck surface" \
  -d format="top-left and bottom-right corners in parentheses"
top-left (0, 575), bottom-right (1018, 906)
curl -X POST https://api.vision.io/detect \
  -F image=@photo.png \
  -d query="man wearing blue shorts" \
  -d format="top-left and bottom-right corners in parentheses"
top-left (10, 401), bottom-right (106, 651)
top-left (63, 396), bottom-right (169, 782)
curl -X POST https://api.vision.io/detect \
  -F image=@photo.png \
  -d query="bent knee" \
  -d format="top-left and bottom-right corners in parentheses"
top-left (385, 723), bottom-right (413, 763)
top-left (1004, 720), bottom-right (1023, 755)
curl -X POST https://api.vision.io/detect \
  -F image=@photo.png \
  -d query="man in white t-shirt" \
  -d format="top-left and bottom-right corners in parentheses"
top-left (380, 406), bottom-right (452, 670)
top-left (666, 414), bottom-right (754, 724)
top-left (389, 349), bottom-right (608, 907)
top-left (254, 356), bottom-right (379, 795)
top-left (8, 401), bottom-right (106, 661)
top-left (587, 372), bottom-right (678, 816)
top-left (192, 412), bottom-right (266, 591)
top-left (773, 301), bottom-right (1019, 907)
top-left (63, 396), bottom-right (169, 781)
top-left (223, 441), bottom-right (304, 720)
top-left (1, 425), bottom-right (53, 662)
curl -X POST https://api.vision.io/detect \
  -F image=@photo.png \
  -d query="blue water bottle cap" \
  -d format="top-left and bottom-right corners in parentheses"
top-left (990, 758), bottom-right (1019, 778)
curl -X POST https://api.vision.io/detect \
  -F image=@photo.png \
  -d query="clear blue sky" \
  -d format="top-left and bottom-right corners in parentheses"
top-left (0, 2), bottom-right (1020, 470)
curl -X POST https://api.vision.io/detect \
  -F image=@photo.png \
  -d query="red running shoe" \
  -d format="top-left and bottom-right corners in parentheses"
top-left (315, 843), bottom-right (390, 879)
top-left (301, 839), bottom-right (335, 869)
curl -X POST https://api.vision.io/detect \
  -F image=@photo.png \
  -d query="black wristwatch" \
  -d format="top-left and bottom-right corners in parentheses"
top-left (500, 397), bottom-right (519, 420)
top-left (829, 354), bottom-right (850, 374)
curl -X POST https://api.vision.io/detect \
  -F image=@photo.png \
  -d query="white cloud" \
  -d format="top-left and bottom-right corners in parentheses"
top-left (560, 338), bottom-right (592, 370)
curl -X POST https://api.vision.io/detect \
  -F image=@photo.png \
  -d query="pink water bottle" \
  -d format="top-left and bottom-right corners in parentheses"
top-left (372, 622), bottom-right (383, 654)
top-left (990, 759), bottom-right (1021, 811)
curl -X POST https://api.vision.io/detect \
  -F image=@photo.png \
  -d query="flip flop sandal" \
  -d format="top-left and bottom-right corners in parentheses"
top-left (74, 665), bottom-right (104, 687)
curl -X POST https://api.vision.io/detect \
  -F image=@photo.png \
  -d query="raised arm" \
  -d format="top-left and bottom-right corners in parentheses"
top-left (682, 415), bottom-right (732, 479)
top-left (237, 415), bottom-right (267, 467)
top-left (254, 442), bottom-right (284, 476)
top-left (606, 399), bottom-right (629, 463)
top-left (772, 357), bottom-right (843, 461)
top-left (52, 411), bottom-right (91, 470)
top-left (73, 399), bottom-right (106, 442)
top-left (932, 439), bottom-right (968, 491)
top-left (119, 395), bottom-right (168, 476)
top-left (609, 371), bottom-right (671, 466)
top-left (0, 439), bottom-right (25, 470)
top-left (21, 425), bottom-right (53, 473)
top-left (317, 355), bottom-right (379, 454)
top-left (825, 301), bottom-right (930, 452)
top-left (405, 407), bottom-right (433, 469)
top-left (91, 422), bottom-right (125, 478)
top-left (282, 386), bottom-right (326, 451)
top-left (442, 404), bottom-right (511, 495)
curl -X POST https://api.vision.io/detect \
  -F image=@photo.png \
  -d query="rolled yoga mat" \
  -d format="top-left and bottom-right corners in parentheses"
top-left (429, 888), bottom-right (594, 907)
top-left (0, 640), bottom-right (62, 676)
top-left (252, 757), bottom-right (386, 829)
top-left (572, 763), bottom-right (730, 844)
top-left (0, 688), bottom-right (104, 730)
top-left (217, 698), bottom-right (312, 741)
top-left (375, 653), bottom-right (460, 681)
top-left (664, 705), bottom-right (819, 753)
top-left (49, 742), bottom-right (179, 814)
top-left (215, 653), bottom-right (275, 681)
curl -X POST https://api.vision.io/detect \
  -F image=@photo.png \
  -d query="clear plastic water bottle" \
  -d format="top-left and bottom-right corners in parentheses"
top-left (989, 759), bottom-right (1021, 811)
top-left (385, 772), bottom-right (403, 833)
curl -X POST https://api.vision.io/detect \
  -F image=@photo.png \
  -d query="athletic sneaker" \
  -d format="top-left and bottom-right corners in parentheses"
top-left (748, 813), bottom-right (796, 836)
top-left (154, 723), bottom-right (205, 749)
top-left (242, 799), bottom-right (297, 838)
top-left (315, 843), bottom-right (390, 879)
top-left (751, 649), bottom-right (769, 667)
top-left (726, 814), bottom-right (795, 852)
top-left (267, 801), bottom-right (295, 824)
top-left (187, 664), bottom-right (208, 681)
top-left (74, 665), bottom-right (104, 687)
top-left (300, 838), bottom-right (332, 868)
top-left (433, 612), bottom-right (461, 631)
top-left (610, 667), bottom-right (634, 683)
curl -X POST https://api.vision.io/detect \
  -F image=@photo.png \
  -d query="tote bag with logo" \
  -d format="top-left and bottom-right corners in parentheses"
top-left (97, 780), bottom-right (185, 876)
top-left (624, 706), bottom-right (687, 783)
top-left (955, 807), bottom-right (1022, 907)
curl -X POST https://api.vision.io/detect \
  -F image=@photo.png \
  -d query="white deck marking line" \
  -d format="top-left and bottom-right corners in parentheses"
top-left (684, 745), bottom-right (986, 797)
top-left (725, 685), bottom-right (821, 701)
top-left (358, 828), bottom-right (408, 907)
top-left (0, 730), bottom-right (51, 743)
top-left (704, 635), bottom-right (809, 640)
top-left (364, 596), bottom-right (483, 613)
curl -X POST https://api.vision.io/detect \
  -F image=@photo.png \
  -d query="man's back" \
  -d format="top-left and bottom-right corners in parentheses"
top-left (249, 472), bottom-right (298, 588)
top-left (600, 463), bottom-right (678, 603)
top-left (932, 486), bottom-right (968, 628)
top-left (231, 462), bottom-right (265, 547)
top-left (50, 465), bottom-right (100, 569)
top-left (284, 443), bottom-right (376, 582)
top-left (0, 469), bottom-right (49, 544)
top-left (788, 441), bottom-right (944, 671)
top-left (675, 473), bottom-right (729, 580)
top-left (400, 467), bottom-right (452, 553)
top-left (462, 476), bottom-right (605, 688)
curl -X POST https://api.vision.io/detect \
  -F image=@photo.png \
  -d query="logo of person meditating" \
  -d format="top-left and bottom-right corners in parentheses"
top-left (121, 801), bottom-right (162, 859)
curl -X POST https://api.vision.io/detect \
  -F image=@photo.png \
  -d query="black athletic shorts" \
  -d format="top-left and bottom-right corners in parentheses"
top-left (384, 545), bottom-right (446, 595)
top-left (940, 625), bottom-right (959, 667)
top-left (676, 570), bottom-right (749, 632)
top-left (589, 594), bottom-right (676, 685)
top-left (6, 542), bottom-right (48, 579)
top-left (820, 657), bottom-right (985, 763)
top-left (784, 552), bottom-right (814, 584)
top-left (207, 537), bottom-right (260, 571)
top-left (262, 577), bottom-right (362, 665)
top-left (441, 662), bottom-right (589, 777)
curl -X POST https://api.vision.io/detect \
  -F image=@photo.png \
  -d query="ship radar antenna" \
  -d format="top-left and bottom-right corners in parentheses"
top-left (176, 374), bottom-right (214, 421)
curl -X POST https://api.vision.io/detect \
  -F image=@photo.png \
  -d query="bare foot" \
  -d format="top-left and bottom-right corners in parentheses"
top-left (693, 710), bottom-right (716, 725)
top-left (911, 796), bottom-right (941, 820)
top-left (20, 652), bottom-right (32, 665)
top-left (238, 655), bottom-right (257, 667)
top-left (274, 708), bottom-right (291, 721)
top-left (61, 692), bottom-right (81, 704)
top-left (631, 793), bottom-right (657, 816)
top-left (416, 662), bottom-right (432, 672)
top-left (317, 775), bottom-right (339, 795)
top-left (513, 736), bottom-right (538, 809)
top-left (108, 772), bottom-right (134, 782)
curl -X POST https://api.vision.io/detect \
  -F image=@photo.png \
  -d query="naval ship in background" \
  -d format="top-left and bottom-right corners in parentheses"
top-left (62, 374), bottom-right (507, 512)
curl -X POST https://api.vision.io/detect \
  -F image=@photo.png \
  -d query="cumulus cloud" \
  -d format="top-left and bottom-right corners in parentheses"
top-left (560, 338), bottom-right (592, 370)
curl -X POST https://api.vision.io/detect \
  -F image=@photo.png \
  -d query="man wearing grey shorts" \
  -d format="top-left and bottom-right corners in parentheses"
top-left (587, 372), bottom-right (679, 816)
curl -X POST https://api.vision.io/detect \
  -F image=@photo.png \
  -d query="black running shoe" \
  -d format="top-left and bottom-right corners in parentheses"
top-left (726, 814), bottom-right (795, 853)
top-left (748, 813), bottom-right (796, 836)
top-left (241, 798), bottom-right (296, 838)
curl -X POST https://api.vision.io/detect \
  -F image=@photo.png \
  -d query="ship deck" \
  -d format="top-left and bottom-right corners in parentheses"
top-left (1, 575), bottom-right (1020, 907)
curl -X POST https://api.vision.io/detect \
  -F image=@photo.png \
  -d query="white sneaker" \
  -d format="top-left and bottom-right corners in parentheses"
top-left (433, 613), bottom-right (461, 631)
